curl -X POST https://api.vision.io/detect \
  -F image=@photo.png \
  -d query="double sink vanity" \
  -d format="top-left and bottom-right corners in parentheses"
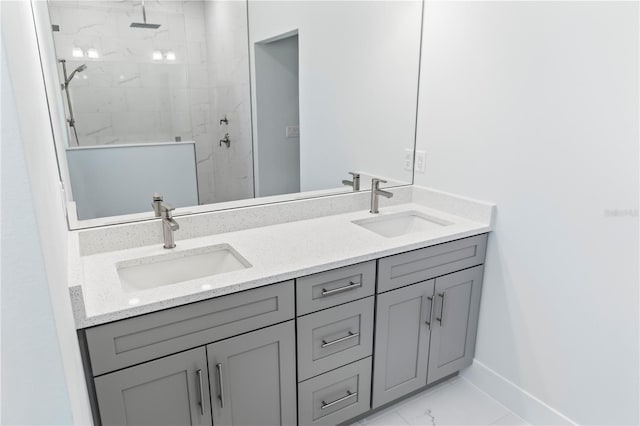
top-left (31, 1), bottom-right (495, 424)
top-left (69, 186), bottom-right (494, 426)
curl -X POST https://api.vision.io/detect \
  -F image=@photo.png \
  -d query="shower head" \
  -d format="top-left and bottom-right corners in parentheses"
top-left (130, 0), bottom-right (161, 29)
top-left (65, 64), bottom-right (87, 85)
top-left (130, 22), bottom-right (161, 29)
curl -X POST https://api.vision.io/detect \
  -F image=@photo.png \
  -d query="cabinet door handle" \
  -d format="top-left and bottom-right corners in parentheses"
top-left (196, 369), bottom-right (205, 415)
top-left (216, 363), bottom-right (225, 408)
top-left (321, 390), bottom-right (357, 410)
top-left (425, 295), bottom-right (434, 330)
top-left (436, 291), bottom-right (446, 326)
top-left (321, 331), bottom-right (359, 348)
top-left (321, 281), bottom-right (361, 297)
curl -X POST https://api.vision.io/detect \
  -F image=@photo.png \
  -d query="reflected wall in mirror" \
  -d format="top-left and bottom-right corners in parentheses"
top-left (43, 0), bottom-right (423, 226)
top-left (249, 1), bottom-right (422, 196)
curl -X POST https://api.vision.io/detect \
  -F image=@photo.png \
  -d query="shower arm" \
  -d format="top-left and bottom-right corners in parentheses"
top-left (141, 0), bottom-right (148, 24)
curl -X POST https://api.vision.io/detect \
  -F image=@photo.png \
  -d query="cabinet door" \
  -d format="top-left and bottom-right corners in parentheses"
top-left (427, 265), bottom-right (484, 384)
top-left (94, 347), bottom-right (211, 426)
top-left (372, 280), bottom-right (435, 408)
top-left (207, 320), bottom-right (297, 426)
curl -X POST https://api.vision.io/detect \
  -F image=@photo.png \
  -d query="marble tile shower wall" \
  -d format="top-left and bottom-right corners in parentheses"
top-left (48, 0), bottom-right (254, 204)
top-left (204, 0), bottom-right (254, 203)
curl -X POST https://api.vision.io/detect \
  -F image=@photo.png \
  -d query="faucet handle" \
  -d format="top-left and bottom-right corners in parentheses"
top-left (152, 193), bottom-right (164, 217)
top-left (158, 202), bottom-right (175, 220)
top-left (371, 178), bottom-right (387, 188)
top-left (160, 202), bottom-right (175, 212)
top-left (350, 172), bottom-right (361, 191)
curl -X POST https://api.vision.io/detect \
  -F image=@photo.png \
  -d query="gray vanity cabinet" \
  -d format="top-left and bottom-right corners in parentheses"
top-left (427, 265), bottom-right (484, 384)
top-left (94, 347), bottom-right (212, 426)
top-left (377, 234), bottom-right (487, 293)
top-left (207, 321), bottom-right (297, 426)
top-left (373, 234), bottom-right (488, 409)
top-left (371, 280), bottom-right (435, 408)
top-left (82, 235), bottom-right (488, 426)
top-left (84, 282), bottom-right (296, 426)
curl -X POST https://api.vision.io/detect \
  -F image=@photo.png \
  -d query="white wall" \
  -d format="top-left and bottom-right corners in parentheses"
top-left (248, 1), bottom-right (421, 192)
top-left (415, 2), bottom-right (638, 425)
top-left (1, 1), bottom-right (92, 424)
top-left (1, 37), bottom-right (74, 426)
top-left (32, 1), bottom-right (75, 206)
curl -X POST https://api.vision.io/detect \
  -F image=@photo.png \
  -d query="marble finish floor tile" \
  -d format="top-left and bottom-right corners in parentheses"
top-left (489, 413), bottom-right (528, 425)
top-left (354, 377), bottom-right (529, 426)
top-left (355, 378), bottom-right (457, 426)
top-left (356, 411), bottom-right (410, 426)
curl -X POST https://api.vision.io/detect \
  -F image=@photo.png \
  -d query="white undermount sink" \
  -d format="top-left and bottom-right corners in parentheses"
top-left (117, 244), bottom-right (251, 293)
top-left (352, 210), bottom-right (453, 238)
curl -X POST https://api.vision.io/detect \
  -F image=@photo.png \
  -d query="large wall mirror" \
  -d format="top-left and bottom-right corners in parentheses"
top-left (39, 0), bottom-right (424, 228)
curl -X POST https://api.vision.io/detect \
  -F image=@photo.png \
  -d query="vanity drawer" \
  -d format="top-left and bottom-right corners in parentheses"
top-left (297, 297), bottom-right (374, 381)
top-left (296, 261), bottom-right (375, 315)
top-left (378, 234), bottom-right (488, 293)
top-left (85, 281), bottom-right (294, 376)
top-left (298, 357), bottom-right (372, 426)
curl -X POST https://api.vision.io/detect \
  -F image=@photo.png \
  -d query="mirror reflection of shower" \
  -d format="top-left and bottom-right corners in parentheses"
top-left (58, 59), bottom-right (87, 147)
top-left (130, 0), bottom-right (161, 29)
top-left (49, 0), bottom-right (256, 207)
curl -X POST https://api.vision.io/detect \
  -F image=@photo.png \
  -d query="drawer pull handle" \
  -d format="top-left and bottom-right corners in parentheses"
top-left (321, 390), bottom-right (357, 410)
top-left (196, 369), bottom-right (205, 415)
top-left (216, 363), bottom-right (225, 408)
top-left (321, 281), bottom-right (361, 297)
top-left (321, 331), bottom-right (359, 348)
top-left (436, 292), bottom-right (446, 326)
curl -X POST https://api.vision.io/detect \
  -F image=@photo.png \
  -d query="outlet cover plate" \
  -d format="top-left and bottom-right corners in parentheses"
top-left (404, 149), bottom-right (414, 171)
top-left (415, 150), bottom-right (426, 173)
top-left (286, 126), bottom-right (299, 138)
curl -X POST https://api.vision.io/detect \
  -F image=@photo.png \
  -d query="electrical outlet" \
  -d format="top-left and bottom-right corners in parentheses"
top-left (415, 150), bottom-right (426, 173)
top-left (286, 126), bottom-right (299, 138)
top-left (403, 148), bottom-right (414, 171)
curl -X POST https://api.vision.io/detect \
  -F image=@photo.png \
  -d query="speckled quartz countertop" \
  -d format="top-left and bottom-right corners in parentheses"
top-left (68, 186), bottom-right (495, 328)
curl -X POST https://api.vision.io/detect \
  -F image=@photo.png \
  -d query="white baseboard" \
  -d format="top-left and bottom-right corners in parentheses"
top-left (461, 359), bottom-right (577, 426)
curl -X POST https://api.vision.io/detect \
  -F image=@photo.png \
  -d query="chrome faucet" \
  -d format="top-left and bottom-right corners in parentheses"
top-left (152, 194), bottom-right (180, 249)
top-left (370, 178), bottom-right (393, 214)
top-left (342, 172), bottom-right (361, 191)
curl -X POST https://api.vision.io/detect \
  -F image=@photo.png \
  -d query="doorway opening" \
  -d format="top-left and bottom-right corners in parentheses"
top-left (254, 32), bottom-right (300, 197)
